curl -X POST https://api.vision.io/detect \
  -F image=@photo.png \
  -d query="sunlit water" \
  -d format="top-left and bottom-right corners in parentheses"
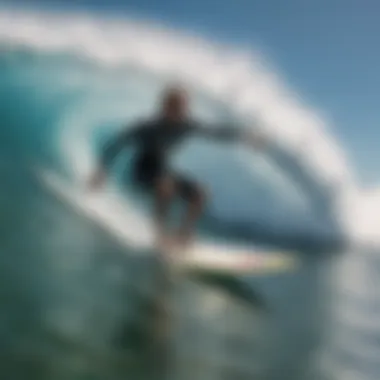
top-left (0, 148), bottom-right (330, 380)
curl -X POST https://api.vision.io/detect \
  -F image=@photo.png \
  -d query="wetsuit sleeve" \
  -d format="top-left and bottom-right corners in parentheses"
top-left (100, 123), bottom-right (143, 168)
top-left (192, 121), bottom-right (242, 142)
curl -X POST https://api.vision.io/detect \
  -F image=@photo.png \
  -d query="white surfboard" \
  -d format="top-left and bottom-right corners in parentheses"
top-left (37, 169), bottom-right (299, 276)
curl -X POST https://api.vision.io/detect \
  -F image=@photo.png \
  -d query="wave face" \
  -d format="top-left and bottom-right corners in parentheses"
top-left (1, 6), bottom-right (380, 380)
top-left (0, 8), bottom-right (352, 243)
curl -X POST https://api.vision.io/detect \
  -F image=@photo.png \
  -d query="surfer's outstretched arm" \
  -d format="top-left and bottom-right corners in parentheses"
top-left (193, 122), bottom-right (267, 150)
top-left (87, 124), bottom-right (142, 189)
top-left (193, 123), bottom-right (241, 142)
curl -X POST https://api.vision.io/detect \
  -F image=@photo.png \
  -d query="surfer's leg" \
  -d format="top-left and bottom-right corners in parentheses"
top-left (154, 175), bottom-right (176, 245)
top-left (176, 175), bottom-right (207, 245)
top-left (133, 158), bottom-right (175, 249)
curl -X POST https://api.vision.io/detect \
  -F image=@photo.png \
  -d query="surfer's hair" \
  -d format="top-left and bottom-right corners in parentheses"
top-left (161, 84), bottom-right (188, 109)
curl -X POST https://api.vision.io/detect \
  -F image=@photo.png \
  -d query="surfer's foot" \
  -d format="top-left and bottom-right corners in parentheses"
top-left (156, 232), bottom-right (171, 251)
top-left (174, 230), bottom-right (194, 250)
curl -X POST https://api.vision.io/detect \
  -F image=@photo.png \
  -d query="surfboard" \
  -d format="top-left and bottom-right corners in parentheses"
top-left (37, 169), bottom-right (299, 276)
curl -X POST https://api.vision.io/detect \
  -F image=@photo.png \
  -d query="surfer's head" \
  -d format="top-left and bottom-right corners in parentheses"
top-left (160, 85), bottom-right (189, 122)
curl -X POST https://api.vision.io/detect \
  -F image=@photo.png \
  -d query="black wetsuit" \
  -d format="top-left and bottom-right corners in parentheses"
top-left (101, 117), bottom-right (241, 200)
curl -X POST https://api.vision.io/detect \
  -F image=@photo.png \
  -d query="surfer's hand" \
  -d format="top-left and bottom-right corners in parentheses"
top-left (87, 169), bottom-right (105, 191)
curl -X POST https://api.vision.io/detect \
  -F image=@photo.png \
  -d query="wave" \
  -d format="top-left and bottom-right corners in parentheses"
top-left (0, 6), bottom-right (379, 247)
top-left (3, 6), bottom-right (380, 380)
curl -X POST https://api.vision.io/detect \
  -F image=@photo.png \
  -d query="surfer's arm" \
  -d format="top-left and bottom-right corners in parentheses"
top-left (101, 126), bottom-right (141, 168)
top-left (192, 122), bottom-right (241, 142)
top-left (87, 124), bottom-right (143, 190)
top-left (193, 121), bottom-right (266, 149)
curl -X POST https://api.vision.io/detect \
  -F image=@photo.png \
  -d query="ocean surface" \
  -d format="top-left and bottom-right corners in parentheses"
top-left (0, 7), bottom-right (379, 380)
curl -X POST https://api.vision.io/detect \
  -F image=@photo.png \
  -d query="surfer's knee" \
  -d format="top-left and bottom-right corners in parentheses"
top-left (156, 177), bottom-right (175, 200)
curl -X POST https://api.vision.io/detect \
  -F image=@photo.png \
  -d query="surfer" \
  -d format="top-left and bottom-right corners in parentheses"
top-left (88, 86), bottom-right (263, 250)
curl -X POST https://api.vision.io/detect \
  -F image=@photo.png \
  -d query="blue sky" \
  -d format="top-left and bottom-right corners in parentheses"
top-left (5, 0), bottom-right (380, 184)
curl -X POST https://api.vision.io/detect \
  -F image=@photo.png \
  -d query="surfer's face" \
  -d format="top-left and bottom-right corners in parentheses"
top-left (161, 88), bottom-right (189, 122)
